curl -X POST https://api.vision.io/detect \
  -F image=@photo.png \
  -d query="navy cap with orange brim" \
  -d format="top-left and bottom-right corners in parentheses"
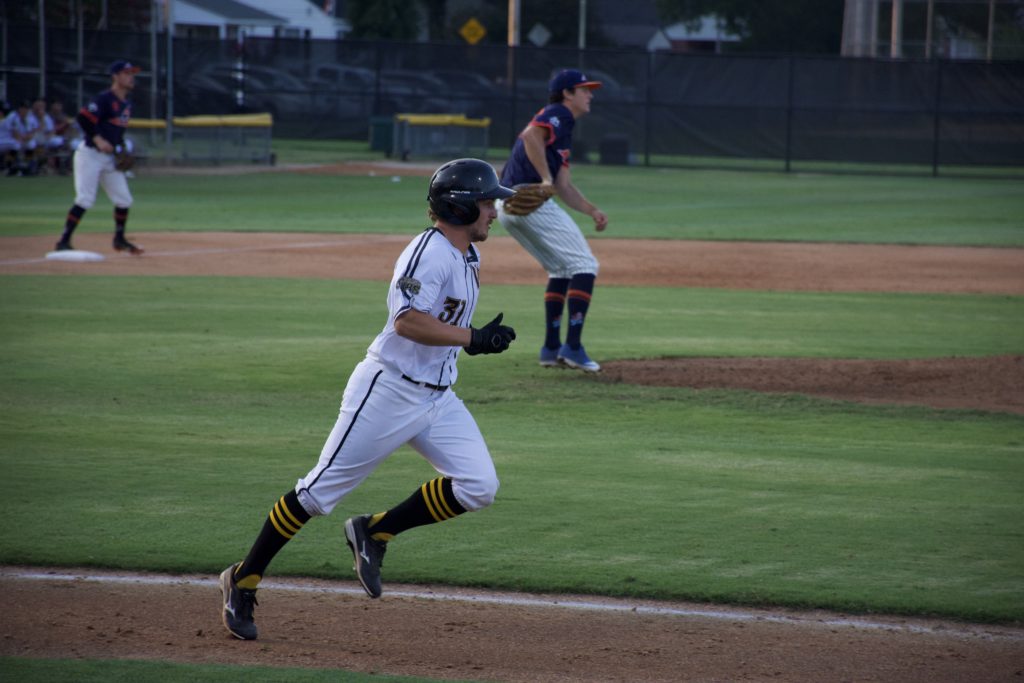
top-left (108, 60), bottom-right (141, 75)
top-left (548, 69), bottom-right (603, 94)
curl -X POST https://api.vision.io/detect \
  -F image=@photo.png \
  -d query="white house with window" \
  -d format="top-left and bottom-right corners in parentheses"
top-left (174, 0), bottom-right (350, 40)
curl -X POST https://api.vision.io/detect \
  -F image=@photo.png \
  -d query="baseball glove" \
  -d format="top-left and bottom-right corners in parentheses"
top-left (501, 183), bottom-right (556, 216)
top-left (114, 148), bottom-right (135, 172)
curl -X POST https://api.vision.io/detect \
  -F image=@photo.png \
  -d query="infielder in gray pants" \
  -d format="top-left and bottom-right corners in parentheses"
top-left (497, 68), bottom-right (608, 373)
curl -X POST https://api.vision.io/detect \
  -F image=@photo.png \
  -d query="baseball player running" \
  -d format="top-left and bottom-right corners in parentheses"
top-left (54, 60), bottom-right (143, 255)
top-left (220, 158), bottom-right (517, 640)
top-left (497, 68), bottom-right (608, 373)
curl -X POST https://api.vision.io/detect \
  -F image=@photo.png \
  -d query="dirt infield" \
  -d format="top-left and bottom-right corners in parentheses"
top-left (2, 568), bottom-right (1022, 683)
top-left (2, 231), bottom-right (1023, 680)
top-left (3, 231), bottom-right (1023, 294)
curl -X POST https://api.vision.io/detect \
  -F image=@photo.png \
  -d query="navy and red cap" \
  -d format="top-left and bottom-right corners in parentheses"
top-left (108, 60), bottom-right (141, 75)
top-left (548, 69), bottom-right (602, 95)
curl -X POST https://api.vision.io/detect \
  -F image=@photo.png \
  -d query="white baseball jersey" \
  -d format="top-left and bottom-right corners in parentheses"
top-left (296, 228), bottom-right (498, 518)
top-left (367, 227), bottom-right (480, 387)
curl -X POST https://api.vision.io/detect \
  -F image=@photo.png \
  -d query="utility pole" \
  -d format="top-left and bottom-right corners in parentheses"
top-left (890, 0), bottom-right (904, 58)
top-left (841, 0), bottom-right (879, 57)
top-left (38, 0), bottom-right (46, 98)
top-left (578, 0), bottom-right (587, 50)
top-left (986, 0), bottom-right (996, 61)
top-left (507, 0), bottom-right (520, 47)
top-left (925, 0), bottom-right (934, 58)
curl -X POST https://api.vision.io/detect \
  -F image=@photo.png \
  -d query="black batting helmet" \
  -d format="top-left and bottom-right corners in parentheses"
top-left (428, 158), bottom-right (514, 225)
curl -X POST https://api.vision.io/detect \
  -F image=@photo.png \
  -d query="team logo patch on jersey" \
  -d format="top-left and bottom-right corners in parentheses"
top-left (550, 116), bottom-right (560, 128)
top-left (397, 276), bottom-right (421, 298)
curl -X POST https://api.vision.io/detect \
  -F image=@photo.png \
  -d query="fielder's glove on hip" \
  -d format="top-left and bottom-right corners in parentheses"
top-left (500, 183), bottom-right (557, 216)
top-left (114, 147), bottom-right (135, 172)
top-left (465, 313), bottom-right (516, 355)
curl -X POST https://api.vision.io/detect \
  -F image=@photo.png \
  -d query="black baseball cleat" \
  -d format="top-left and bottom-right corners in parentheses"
top-left (344, 514), bottom-right (387, 598)
top-left (54, 240), bottom-right (73, 251)
top-left (220, 563), bottom-right (258, 640)
top-left (113, 235), bottom-right (144, 255)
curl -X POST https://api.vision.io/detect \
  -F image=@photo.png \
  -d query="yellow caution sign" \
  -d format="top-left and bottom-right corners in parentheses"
top-left (459, 17), bottom-right (486, 45)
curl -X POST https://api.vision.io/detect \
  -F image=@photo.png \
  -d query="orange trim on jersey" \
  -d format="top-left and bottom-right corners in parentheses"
top-left (78, 107), bottom-right (98, 124)
top-left (567, 289), bottom-right (592, 302)
top-left (526, 120), bottom-right (556, 146)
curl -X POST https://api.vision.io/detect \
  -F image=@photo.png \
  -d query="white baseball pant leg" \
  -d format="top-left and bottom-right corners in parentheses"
top-left (73, 145), bottom-right (133, 209)
top-left (295, 359), bottom-right (498, 517)
top-left (498, 198), bottom-right (598, 278)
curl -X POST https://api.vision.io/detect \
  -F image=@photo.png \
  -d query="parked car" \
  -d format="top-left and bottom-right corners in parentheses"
top-left (377, 69), bottom-right (454, 115)
top-left (427, 69), bottom-right (507, 118)
top-left (306, 63), bottom-right (376, 93)
top-left (183, 63), bottom-right (335, 119)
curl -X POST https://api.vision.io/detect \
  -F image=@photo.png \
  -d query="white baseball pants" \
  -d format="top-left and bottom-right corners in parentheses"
top-left (73, 144), bottom-right (133, 209)
top-left (295, 358), bottom-right (499, 517)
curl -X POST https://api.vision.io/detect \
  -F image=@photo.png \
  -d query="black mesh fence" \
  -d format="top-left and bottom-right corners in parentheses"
top-left (4, 27), bottom-right (1022, 172)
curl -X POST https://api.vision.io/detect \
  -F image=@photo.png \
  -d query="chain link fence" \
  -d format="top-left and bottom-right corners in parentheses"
top-left (4, 27), bottom-right (1022, 173)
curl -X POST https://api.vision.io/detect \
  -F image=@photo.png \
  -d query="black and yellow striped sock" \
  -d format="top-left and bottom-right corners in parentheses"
top-left (234, 489), bottom-right (312, 589)
top-left (366, 477), bottom-right (467, 541)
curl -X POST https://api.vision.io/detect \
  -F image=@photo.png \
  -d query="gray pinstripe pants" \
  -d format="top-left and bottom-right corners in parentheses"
top-left (497, 198), bottom-right (599, 279)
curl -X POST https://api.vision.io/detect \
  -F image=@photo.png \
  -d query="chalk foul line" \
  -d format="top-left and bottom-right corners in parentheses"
top-left (1, 567), bottom-right (1019, 643)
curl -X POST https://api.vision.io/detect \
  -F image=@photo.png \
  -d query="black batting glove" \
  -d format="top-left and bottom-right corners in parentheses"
top-left (465, 312), bottom-right (516, 355)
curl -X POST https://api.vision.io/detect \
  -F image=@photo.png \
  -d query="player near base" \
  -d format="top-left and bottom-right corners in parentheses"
top-left (55, 60), bottom-right (143, 255)
top-left (496, 68), bottom-right (608, 373)
top-left (219, 158), bottom-right (517, 641)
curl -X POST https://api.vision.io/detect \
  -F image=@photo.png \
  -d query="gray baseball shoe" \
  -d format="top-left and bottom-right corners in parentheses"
top-left (220, 563), bottom-right (258, 640)
top-left (344, 514), bottom-right (387, 598)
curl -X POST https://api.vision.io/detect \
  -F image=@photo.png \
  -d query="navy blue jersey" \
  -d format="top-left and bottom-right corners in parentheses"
top-left (76, 89), bottom-right (132, 149)
top-left (500, 103), bottom-right (575, 186)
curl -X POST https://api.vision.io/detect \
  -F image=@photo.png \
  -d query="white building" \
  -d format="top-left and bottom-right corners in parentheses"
top-left (647, 17), bottom-right (741, 53)
top-left (174, 0), bottom-right (350, 40)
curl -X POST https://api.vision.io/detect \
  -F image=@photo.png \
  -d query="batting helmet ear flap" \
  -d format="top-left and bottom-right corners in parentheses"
top-left (445, 196), bottom-right (481, 224)
top-left (429, 194), bottom-right (480, 225)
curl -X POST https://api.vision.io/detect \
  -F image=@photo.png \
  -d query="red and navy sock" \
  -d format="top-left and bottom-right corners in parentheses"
top-left (59, 204), bottom-right (86, 242)
top-left (544, 278), bottom-right (570, 350)
top-left (565, 273), bottom-right (596, 350)
top-left (233, 489), bottom-right (312, 589)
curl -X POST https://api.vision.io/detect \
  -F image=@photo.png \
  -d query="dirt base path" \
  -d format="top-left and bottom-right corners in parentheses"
top-left (3, 232), bottom-right (1023, 680)
top-left (2, 568), bottom-right (1022, 683)
top-left (2, 232), bottom-right (1023, 294)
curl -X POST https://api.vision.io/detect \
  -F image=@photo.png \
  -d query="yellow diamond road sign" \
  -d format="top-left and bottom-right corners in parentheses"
top-left (459, 18), bottom-right (486, 45)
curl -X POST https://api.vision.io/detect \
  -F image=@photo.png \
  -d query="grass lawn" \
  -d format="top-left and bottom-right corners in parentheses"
top-left (2, 156), bottom-right (1022, 245)
top-left (2, 275), bottom-right (1021, 623)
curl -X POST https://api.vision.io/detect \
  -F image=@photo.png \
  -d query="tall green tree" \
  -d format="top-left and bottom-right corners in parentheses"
top-left (655, 0), bottom-right (845, 54)
top-left (346, 0), bottom-right (421, 40)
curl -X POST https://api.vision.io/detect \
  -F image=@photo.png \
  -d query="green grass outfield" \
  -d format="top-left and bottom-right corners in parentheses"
top-left (1, 149), bottom-right (1023, 245)
top-left (1, 275), bottom-right (1022, 624)
top-left (0, 657), bottom-right (469, 683)
top-left (1, 157), bottom-right (1023, 681)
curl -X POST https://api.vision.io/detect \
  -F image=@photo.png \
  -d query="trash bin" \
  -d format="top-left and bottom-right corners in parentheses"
top-left (369, 116), bottom-right (393, 153)
top-left (599, 135), bottom-right (630, 165)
